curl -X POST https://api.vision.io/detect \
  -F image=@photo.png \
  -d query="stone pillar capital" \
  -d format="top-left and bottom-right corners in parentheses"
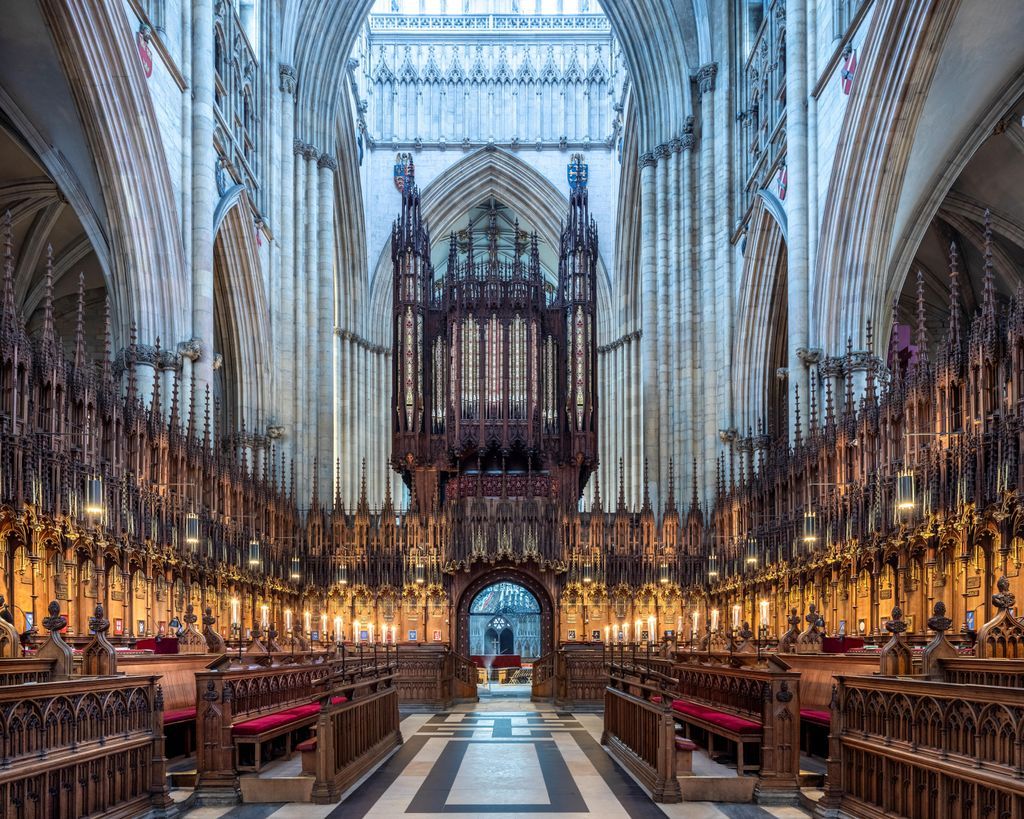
top-left (694, 62), bottom-right (718, 96)
top-left (317, 153), bottom-right (338, 171)
top-left (177, 338), bottom-right (203, 362)
top-left (279, 64), bottom-right (297, 94)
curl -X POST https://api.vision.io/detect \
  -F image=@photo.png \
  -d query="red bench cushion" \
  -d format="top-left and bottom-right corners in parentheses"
top-left (296, 738), bottom-right (317, 753)
top-left (670, 699), bottom-right (761, 735)
top-left (674, 737), bottom-right (698, 751)
top-left (164, 707), bottom-right (197, 725)
top-left (231, 697), bottom-right (348, 737)
top-left (800, 709), bottom-right (831, 727)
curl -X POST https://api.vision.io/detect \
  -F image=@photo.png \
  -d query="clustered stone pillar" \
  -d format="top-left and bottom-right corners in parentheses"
top-left (696, 62), bottom-right (718, 495)
top-left (190, 0), bottom-right (216, 424)
top-left (278, 64), bottom-right (297, 470)
top-left (317, 153), bottom-right (337, 495)
top-left (786, 0), bottom-right (810, 441)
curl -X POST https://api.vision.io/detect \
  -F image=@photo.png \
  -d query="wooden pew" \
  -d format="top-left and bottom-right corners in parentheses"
top-left (0, 602), bottom-right (172, 818)
top-left (819, 592), bottom-right (1024, 818)
top-left (393, 643), bottom-right (479, 706)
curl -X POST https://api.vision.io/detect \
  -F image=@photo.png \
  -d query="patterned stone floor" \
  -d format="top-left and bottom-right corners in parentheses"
top-left (179, 695), bottom-right (811, 819)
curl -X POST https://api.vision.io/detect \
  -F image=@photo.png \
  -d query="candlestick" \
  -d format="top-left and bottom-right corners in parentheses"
top-left (648, 615), bottom-right (656, 643)
top-left (604, 625), bottom-right (610, 644)
top-left (334, 616), bottom-right (342, 642)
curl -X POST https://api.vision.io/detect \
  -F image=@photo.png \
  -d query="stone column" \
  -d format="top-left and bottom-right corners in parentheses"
top-left (278, 66), bottom-right (297, 468)
top-left (190, 0), bottom-right (216, 426)
top-left (655, 142), bottom-right (671, 508)
top-left (786, 0), bottom-right (810, 442)
top-left (639, 152), bottom-right (659, 506)
top-left (318, 153), bottom-right (337, 495)
top-left (292, 141), bottom-right (308, 494)
top-left (696, 63), bottom-right (718, 493)
top-left (304, 145), bottom-right (320, 501)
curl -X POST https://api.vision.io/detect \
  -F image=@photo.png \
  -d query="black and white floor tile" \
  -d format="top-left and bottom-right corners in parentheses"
top-left (179, 699), bottom-right (810, 819)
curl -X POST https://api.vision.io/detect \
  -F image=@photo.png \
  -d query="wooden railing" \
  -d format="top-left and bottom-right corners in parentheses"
top-left (531, 651), bottom-right (555, 699)
top-left (195, 652), bottom-right (337, 796)
top-left (0, 673), bottom-right (170, 818)
top-left (451, 651), bottom-right (479, 700)
top-left (821, 673), bottom-right (1024, 818)
top-left (393, 644), bottom-right (478, 706)
top-left (603, 662), bottom-right (680, 802)
top-left (0, 658), bottom-right (59, 687)
top-left (310, 664), bottom-right (403, 803)
top-left (937, 657), bottom-right (1024, 687)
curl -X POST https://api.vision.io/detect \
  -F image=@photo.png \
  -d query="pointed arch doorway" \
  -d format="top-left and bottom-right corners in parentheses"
top-left (454, 567), bottom-right (555, 661)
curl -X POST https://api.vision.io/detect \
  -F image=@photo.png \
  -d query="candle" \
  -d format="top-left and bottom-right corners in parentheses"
top-left (321, 614), bottom-right (327, 637)
top-left (623, 624), bottom-right (630, 643)
top-left (711, 609), bottom-right (719, 632)
top-left (391, 625), bottom-right (397, 644)
top-left (334, 616), bottom-right (342, 641)
top-left (604, 625), bottom-right (610, 644)
top-left (284, 609), bottom-right (292, 631)
top-left (732, 604), bottom-right (740, 630)
top-left (677, 615), bottom-right (682, 634)
top-left (759, 600), bottom-right (769, 628)
top-left (691, 611), bottom-right (699, 633)
top-left (260, 604), bottom-right (269, 629)
top-left (634, 619), bottom-right (641, 641)
top-left (230, 598), bottom-right (239, 626)
top-left (648, 615), bottom-right (656, 642)
top-left (304, 610), bottom-right (311, 634)
top-left (368, 622), bottom-right (374, 643)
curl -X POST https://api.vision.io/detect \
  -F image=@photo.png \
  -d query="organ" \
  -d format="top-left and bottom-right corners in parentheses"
top-left (391, 154), bottom-right (598, 514)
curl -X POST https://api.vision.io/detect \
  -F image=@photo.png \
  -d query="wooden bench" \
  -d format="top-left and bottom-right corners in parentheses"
top-left (665, 654), bottom-right (801, 800)
top-left (233, 694), bottom-right (349, 771)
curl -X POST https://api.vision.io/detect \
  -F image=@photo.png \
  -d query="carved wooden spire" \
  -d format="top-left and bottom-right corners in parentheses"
top-left (73, 272), bottom-right (86, 369)
top-left (1, 211), bottom-right (14, 324)
top-left (914, 269), bottom-right (928, 367)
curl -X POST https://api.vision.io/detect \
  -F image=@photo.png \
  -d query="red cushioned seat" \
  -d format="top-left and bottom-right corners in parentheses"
top-left (296, 738), bottom-right (317, 752)
top-left (800, 709), bottom-right (831, 727)
top-left (650, 695), bottom-right (663, 704)
top-left (670, 699), bottom-right (761, 734)
top-left (164, 707), bottom-right (196, 725)
top-left (233, 704), bottom-right (318, 736)
top-left (329, 695), bottom-right (348, 706)
top-left (674, 737), bottom-right (697, 751)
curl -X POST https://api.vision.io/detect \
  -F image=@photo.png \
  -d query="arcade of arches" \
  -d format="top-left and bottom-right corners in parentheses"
top-left (2, 0), bottom-right (1024, 817)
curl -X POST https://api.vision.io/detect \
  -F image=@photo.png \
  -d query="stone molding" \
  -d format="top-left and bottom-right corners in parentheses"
top-left (317, 153), bottom-right (338, 171)
top-left (334, 327), bottom-right (390, 355)
top-left (597, 330), bottom-right (641, 354)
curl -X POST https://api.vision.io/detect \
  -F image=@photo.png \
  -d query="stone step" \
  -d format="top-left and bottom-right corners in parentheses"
top-left (240, 773), bottom-right (315, 803)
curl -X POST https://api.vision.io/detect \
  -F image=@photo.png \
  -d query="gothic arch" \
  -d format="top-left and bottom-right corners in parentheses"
top-left (733, 197), bottom-right (788, 439)
top-left (212, 192), bottom-right (271, 432)
top-left (32, 0), bottom-right (189, 348)
top-left (453, 566), bottom-right (555, 659)
top-left (366, 148), bottom-right (613, 347)
top-left (814, 0), bottom-right (1024, 357)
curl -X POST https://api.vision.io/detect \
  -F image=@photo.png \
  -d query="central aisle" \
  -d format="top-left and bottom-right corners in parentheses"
top-left (182, 690), bottom-right (810, 819)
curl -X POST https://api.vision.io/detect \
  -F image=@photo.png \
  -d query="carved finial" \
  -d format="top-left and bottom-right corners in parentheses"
top-left (184, 603), bottom-right (198, 625)
top-left (948, 241), bottom-right (963, 353)
top-left (43, 600), bottom-right (66, 632)
top-left (927, 601), bottom-right (952, 633)
top-left (793, 383), bottom-right (802, 443)
top-left (88, 604), bottom-right (109, 634)
top-left (665, 459), bottom-right (676, 513)
top-left (993, 575), bottom-right (1016, 611)
top-left (641, 458), bottom-right (651, 512)
top-left (617, 457), bottom-right (626, 512)
top-left (100, 298), bottom-right (113, 386)
top-left (885, 606), bottom-right (908, 635)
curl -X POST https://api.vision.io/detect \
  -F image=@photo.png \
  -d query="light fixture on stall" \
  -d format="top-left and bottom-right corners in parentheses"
top-left (85, 475), bottom-right (105, 516)
top-left (248, 537), bottom-right (261, 567)
top-left (335, 562), bottom-right (348, 587)
top-left (659, 559), bottom-right (669, 585)
top-left (415, 560), bottom-right (425, 585)
top-left (802, 510), bottom-right (818, 545)
top-left (746, 535), bottom-right (758, 567)
top-left (707, 551), bottom-right (719, 580)
top-left (290, 555), bottom-right (301, 580)
top-left (896, 469), bottom-right (916, 512)
top-left (185, 512), bottom-right (200, 547)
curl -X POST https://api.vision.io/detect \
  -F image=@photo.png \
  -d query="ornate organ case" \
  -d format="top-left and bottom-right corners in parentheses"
top-left (392, 159), bottom-right (598, 521)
